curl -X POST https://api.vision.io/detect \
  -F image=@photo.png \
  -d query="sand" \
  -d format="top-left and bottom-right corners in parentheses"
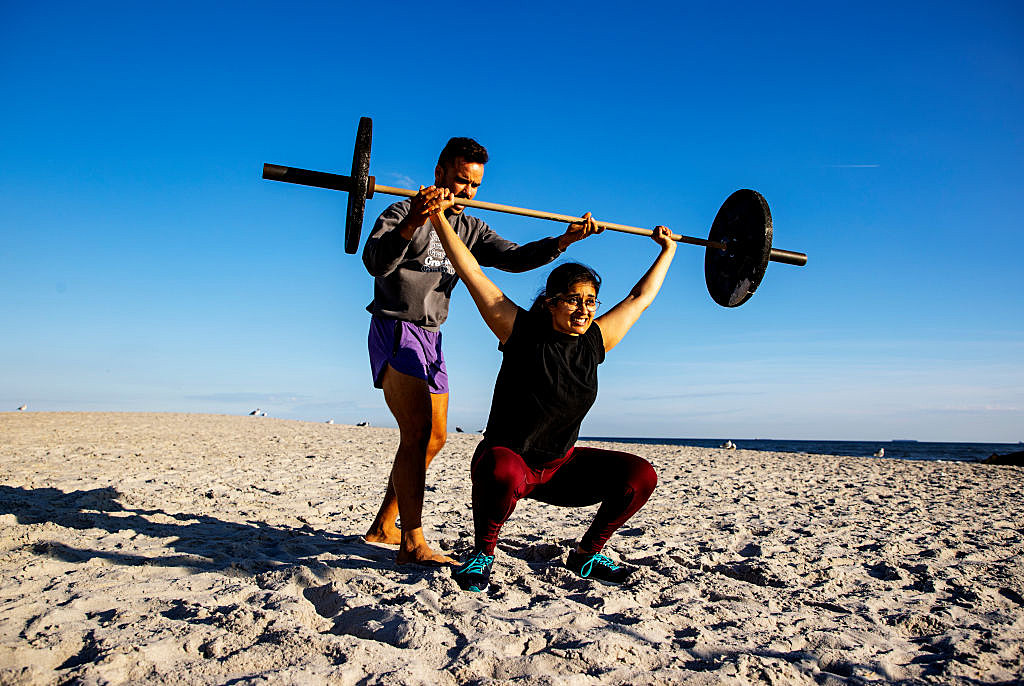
top-left (1, 412), bottom-right (1022, 685)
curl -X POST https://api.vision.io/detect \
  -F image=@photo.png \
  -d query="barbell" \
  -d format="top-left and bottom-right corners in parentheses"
top-left (262, 117), bottom-right (807, 307)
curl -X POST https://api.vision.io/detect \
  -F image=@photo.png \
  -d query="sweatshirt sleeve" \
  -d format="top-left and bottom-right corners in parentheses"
top-left (469, 220), bottom-right (564, 273)
top-left (362, 201), bottom-right (415, 277)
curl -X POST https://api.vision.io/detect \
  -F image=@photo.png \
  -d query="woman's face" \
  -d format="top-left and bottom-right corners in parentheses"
top-left (547, 281), bottom-right (599, 336)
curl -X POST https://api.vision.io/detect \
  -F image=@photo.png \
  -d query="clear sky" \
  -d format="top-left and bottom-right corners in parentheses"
top-left (2, 1), bottom-right (1022, 442)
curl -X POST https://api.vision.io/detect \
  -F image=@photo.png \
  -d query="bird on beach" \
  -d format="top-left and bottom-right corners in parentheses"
top-left (326, 419), bottom-right (334, 424)
top-left (873, 448), bottom-right (885, 458)
top-left (17, 404), bottom-right (27, 411)
top-left (456, 427), bottom-right (464, 433)
top-left (720, 440), bottom-right (736, 450)
top-left (356, 421), bottom-right (369, 427)
top-left (249, 408), bottom-right (261, 416)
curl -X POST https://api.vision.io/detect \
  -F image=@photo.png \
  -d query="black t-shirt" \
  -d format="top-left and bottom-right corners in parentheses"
top-left (484, 306), bottom-right (605, 465)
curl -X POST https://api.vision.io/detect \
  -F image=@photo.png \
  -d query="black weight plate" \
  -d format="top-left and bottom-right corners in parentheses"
top-left (704, 189), bottom-right (772, 307)
top-left (345, 117), bottom-right (373, 254)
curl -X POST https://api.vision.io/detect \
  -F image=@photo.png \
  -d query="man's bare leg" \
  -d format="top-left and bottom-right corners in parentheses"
top-left (364, 389), bottom-right (449, 545)
top-left (364, 476), bottom-right (400, 544)
top-left (364, 365), bottom-right (452, 564)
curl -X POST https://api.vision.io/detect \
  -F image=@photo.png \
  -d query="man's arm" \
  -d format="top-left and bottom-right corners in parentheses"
top-left (362, 203), bottom-right (413, 277)
top-left (362, 186), bottom-right (450, 277)
top-left (469, 212), bottom-right (602, 273)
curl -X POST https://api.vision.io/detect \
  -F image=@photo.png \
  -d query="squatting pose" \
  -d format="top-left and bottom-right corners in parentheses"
top-left (427, 192), bottom-right (676, 591)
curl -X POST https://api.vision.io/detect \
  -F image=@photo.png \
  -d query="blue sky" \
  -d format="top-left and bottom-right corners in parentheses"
top-left (2, 1), bottom-right (1022, 442)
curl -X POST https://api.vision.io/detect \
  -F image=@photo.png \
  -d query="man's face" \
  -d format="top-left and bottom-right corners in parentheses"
top-left (434, 157), bottom-right (484, 214)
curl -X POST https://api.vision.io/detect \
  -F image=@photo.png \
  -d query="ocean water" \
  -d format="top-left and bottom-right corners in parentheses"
top-left (580, 437), bottom-right (1023, 463)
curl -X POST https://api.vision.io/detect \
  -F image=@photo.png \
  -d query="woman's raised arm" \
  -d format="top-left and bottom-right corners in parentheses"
top-left (594, 226), bottom-right (676, 352)
top-left (428, 193), bottom-right (518, 344)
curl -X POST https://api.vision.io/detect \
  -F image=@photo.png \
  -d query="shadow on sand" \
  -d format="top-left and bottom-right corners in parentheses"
top-left (0, 485), bottom-right (418, 578)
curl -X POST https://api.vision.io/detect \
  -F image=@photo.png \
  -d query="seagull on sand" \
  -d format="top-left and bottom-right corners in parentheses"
top-left (17, 404), bottom-right (27, 411)
top-left (720, 440), bottom-right (736, 450)
top-left (873, 448), bottom-right (885, 458)
top-left (326, 419), bottom-right (334, 424)
top-left (249, 408), bottom-right (261, 416)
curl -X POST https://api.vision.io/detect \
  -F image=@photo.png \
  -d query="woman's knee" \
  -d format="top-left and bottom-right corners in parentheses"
top-left (473, 447), bottom-right (528, 495)
top-left (627, 457), bottom-right (658, 499)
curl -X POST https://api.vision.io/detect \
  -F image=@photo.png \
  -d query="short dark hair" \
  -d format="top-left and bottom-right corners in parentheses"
top-left (438, 137), bottom-right (489, 169)
top-left (530, 262), bottom-right (602, 315)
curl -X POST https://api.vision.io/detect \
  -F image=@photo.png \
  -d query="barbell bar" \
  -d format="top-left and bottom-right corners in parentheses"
top-left (262, 117), bottom-right (808, 307)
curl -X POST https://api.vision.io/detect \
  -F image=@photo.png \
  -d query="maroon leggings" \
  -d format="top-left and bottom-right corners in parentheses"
top-left (470, 442), bottom-right (658, 555)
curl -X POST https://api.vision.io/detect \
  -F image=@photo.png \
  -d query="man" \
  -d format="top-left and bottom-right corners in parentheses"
top-left (361, 136), bottom-right (599, 565)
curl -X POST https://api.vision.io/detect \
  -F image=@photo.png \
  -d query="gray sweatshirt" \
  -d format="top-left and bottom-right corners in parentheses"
top-left (362, 199), bottom-right (563, 331)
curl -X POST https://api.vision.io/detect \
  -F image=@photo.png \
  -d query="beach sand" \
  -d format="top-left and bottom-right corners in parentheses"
top-left (1, 412), bottom-right (1022, 685)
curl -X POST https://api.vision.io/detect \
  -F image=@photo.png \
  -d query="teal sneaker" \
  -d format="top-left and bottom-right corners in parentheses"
top-left (453, 550), bottom-right (494, 592)
top-left (566, 550), bottom-right (632, 583)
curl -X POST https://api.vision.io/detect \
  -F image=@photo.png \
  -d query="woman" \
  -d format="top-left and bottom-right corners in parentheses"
top-left (428, 192), bottom-right (676, 592)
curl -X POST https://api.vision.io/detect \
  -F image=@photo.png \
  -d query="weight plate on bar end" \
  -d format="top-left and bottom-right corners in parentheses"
top-left (704, 189), bottom-right (772, 307)
top-left (345, 117), bottom-right (373, 254)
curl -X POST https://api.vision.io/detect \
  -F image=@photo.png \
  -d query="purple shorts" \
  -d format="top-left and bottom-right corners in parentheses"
top-left (368, 316), bottom-right (449, 394)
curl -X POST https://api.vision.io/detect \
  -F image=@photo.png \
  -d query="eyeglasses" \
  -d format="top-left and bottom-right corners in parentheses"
top-left (554, 295), bottom-right (601, 311)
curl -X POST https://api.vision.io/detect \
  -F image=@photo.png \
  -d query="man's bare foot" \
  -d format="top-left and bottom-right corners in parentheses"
top-left (396, 542), bottom-right (455, 566)
top-left (364, 523), bottom-right (401, 546)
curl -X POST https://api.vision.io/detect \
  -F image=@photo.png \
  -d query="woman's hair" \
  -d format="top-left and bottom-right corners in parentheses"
top-left (529, 262), bottom-right (602, 315)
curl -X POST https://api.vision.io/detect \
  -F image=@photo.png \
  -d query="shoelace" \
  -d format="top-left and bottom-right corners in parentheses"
top-left (580, 553), bottom-right (619, 578)
top-left (458, 552), bottom-right (493, 575)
